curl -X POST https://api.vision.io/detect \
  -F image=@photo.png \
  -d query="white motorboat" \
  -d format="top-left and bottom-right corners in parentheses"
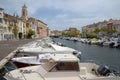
top-left (17, 40), bottom-right (79, 54)
top-left (17, 40), bottom-right (54, 53)
top-left (17, 37), bottom-right (54, 52)
top-left (4, 53), bottom-right (120, 80)
top-left (12, 51), bottom-right (81, 68)
top-left (49, 43), bottom-right (77, 52)
top-left (12, 53), bottom-right (52, 68)
top-left (17, 40), bottom-right (40, 50)
top-left (103, 41), bottom-right (116, 48)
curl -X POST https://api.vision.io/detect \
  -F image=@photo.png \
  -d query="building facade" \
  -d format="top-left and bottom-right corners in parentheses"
top-left (0, 4), bottom-right (49, 40)
top-left (36, 20), bottom-right (48, 38)
top-left (0, 8), bottom-right (4, 40)
top-left (51, 30), bottom-right (62, 37)
top-left (82, 19), bottom-right (120, 37)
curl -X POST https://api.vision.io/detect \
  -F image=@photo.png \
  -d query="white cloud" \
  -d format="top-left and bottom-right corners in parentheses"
top-left (56, 14), bottom-right (68, 19)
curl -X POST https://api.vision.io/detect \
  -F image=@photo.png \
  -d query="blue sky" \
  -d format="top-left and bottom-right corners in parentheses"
top-left (0, 0), bottom-right (120, 31)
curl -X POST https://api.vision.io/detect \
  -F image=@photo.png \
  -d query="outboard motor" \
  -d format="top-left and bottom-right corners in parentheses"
top-left (97, 65), bottom-right (111, 76)
top-left (73, 51), bottom-right (81, 60)
top-left (109, 42), bottom-right (115, 48)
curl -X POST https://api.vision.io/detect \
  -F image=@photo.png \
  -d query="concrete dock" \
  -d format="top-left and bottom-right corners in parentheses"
top-left (0, 39), bottom-right (36, 69)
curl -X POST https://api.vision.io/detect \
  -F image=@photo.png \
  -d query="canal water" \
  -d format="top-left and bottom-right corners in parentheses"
top-left (53, 38), bottom-right (120, 71)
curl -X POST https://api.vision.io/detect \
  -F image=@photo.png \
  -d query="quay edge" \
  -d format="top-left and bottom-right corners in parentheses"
top-left (0, 50), bottom-right (17, 69)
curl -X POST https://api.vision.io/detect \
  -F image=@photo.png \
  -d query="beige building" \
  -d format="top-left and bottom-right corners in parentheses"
top-left (51, 30), bottom-right (62, 37)
top-left (82, 19), bottom-right (120, 37)
top-left (22, 5), bottom-right (48, 38)
top-left (0, 4), bottom-right (49, 40)
top-left (27, 18), bottom-right (48, 38)
top-left (36, 20), bottom-right (48, 38)
top-left (82, 25), bottom-right (97, 34)
top-left (0, 8), bottom-right (26, 40)
top-left (17, 18), bottom-right (26, 38)
top-left (27, 17), bottom-right (37, 37)
top-left (2, 13), bottom-right (15, 40)
top-left (0, 8), bottom-right (4, 40)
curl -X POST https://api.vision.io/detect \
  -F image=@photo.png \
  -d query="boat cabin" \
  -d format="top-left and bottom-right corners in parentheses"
top-left (41, 53), bottom-right (80, 72)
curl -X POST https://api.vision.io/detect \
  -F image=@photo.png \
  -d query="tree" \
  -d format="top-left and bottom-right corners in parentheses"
top-left (108, 29), bottom-right (116, 36)
top-left (94, 28), bottom-right (100, 34)
top-left (71, 30), bottom-right (80, 37)
top-left (12, 26), bottom-right (18, 39)
top-left (100, 27), bottom-right (108, 36)
top-left (100, 27), bottom-right (116, 37)
top-left (81, 29), bottom-right (88, 38)
top-left (8, 26), bottom-right (11, 32)
top-left (62, 30), bottom-right (80, 37)
top-left (86, 34), bottom-right (99, 39)
top-left (26, 22), bottom-right (29, 28)
top-left (62, 32), bottom-right (67, 37)
top-left (27, 29), bottom-right (35, 38)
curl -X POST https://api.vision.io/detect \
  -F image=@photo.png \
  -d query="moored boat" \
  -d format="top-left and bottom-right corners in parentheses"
top-left (12, 51), bottom-right (81, 68)
top-left (17, 39), bottom-right (80, 54)
top-left (4, 53), bottom-right (120, 80)
top-left (12, 53), bottom-right (51, 68)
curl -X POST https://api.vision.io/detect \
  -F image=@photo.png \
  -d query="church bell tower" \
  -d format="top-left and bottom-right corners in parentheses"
top-left (21, 4), bottom-right (28, 21)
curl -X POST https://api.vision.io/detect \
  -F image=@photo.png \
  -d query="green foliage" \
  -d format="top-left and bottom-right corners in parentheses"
top-left (18, 32), bottom-right (22, 39)
top-left (12, 26), bottom-right (18, 38)
top-left (100, 27), bottom-right (116, 36)
top-left (101, 27), bottom-right (107, 32)
top-left (26, 22), bottom-right (29, 28)
top-left (8, 26), bottom-right (11, 32)
top-left (108, 29), bottom-right (116, 34)
top-left (27, 29), bottom-right (35, 38)
top-left (81, 29), bottom-right (88, 38)
top-left (83, 27), bottom-right (117, 38)
top-left (62, 32), bottom-right (67, 37)
top-left (94, 28), bottom-right (100, 34)
top-left (62, 30), bottom-right (80, 37)
top-left (86, 34), bottom-right (99, 39)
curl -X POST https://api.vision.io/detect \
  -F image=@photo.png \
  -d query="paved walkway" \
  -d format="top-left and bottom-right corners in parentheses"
top-left (0, 39), bottom-right (36, 61)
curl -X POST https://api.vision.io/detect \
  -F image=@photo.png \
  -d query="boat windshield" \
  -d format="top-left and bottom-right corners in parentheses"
top-left (42, 61), bottom-right (79, 72)
top-left (41, 60), bottom-right (57, 71)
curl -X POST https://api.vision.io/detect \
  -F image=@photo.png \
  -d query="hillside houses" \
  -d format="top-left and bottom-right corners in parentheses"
top-left (82, 19), bottom-right (120, 37)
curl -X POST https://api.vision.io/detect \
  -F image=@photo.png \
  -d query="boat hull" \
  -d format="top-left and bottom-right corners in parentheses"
top-left (13, 61), bottom-right (36, 68)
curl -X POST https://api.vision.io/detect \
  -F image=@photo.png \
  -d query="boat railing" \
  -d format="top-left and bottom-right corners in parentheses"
top-left (58, 58), bottom-right (79, 62)
top-left (7, 68), bottom-right (28, 80)
top-left (20, 69), bottom-right (46, 80)
top-left (81, 60), bottom-right (99, 64)
top-left (33, 71), bottom-right (45, 80)
top-left (18, 69), bottom-right (27, 80)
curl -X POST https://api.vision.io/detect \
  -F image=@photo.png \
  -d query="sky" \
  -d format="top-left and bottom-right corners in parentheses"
top-left (0, 0), bottom-right (120, 31)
